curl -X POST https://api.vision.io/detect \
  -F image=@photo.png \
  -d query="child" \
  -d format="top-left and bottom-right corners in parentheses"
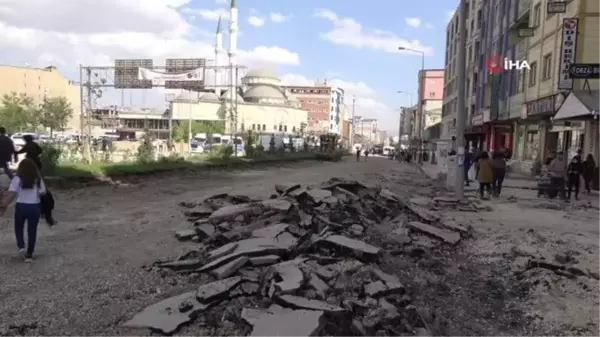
top-left (0, 158), bottom-right (46, 262)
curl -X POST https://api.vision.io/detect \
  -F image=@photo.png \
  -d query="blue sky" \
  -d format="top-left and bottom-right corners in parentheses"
top-left (0, 0), bottom-right (458, 134)
top-left (189, 0), bottom-right (458, 133)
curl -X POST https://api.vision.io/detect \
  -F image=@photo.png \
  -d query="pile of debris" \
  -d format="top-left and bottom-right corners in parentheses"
top-left (125, 178), bottom-right (470, 336)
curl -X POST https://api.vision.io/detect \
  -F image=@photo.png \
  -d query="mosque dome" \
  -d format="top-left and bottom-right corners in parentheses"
top-left (199, 92), bottom-right (220, 101)
top-left (220, 89), bottom-right (244, 102)
top-left (242, 68), bottom-right (281, 86)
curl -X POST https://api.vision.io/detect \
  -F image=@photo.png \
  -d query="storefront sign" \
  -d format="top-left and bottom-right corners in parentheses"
top-left (526, 93), bottom-right (564, 117)
top-left (547, 0), bottom-right (567, 14)
top-left (568, 63), bottom-right (600, 79)
top-left (558, 19), bottom-right (579, 90)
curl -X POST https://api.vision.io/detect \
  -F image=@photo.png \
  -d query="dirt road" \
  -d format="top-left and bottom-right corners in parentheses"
top-left (0, 157), bottom-right (597, 336)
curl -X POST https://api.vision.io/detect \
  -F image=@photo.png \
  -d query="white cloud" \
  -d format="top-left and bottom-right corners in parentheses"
top-left (247, 16), bottom-right (265, 27)
top-left (405, 17), bottom-right (421, 28)
top-left (190, 8), bottom-right (229, 21)
top-left (314, 9), bottom-right (433, 55)
top-left (280, 73), bottom-right (392, 124)
top-left (269, 13), bottom-right (290, 23)
top-left (0, 0), bottom-right (300, 79)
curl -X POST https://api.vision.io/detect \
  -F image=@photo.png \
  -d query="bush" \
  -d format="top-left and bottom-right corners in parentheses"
top-left (219, 145), bottom-right (234, 159)
top-left (137, 131), bottom-right (155, 163)
top-left (40, 142), bottom-right (63, 175)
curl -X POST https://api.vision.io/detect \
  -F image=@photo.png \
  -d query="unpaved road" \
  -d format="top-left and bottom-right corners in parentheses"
top-left (0, 157), bottom-right (597, 336)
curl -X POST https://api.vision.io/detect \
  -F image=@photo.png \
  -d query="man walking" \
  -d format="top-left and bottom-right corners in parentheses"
top-left (0, 127), bottom-right (18, 179)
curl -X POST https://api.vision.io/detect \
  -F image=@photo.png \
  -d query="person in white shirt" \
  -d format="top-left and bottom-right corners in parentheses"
top-left (0, 158), bottom-right (46, 262)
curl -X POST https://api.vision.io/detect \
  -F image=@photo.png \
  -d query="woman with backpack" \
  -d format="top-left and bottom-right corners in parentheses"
top-left (0, 158), bottom-right (47, 262)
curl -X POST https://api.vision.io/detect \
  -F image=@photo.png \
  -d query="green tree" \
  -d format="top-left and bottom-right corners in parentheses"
top-left (137, 128), bottom-right (155, 163)
top-left (171, 120), bottom-right (226, 142)
top-left (0, 92), bottom-right (37, 132)
top-left (40, 96), bottom-right (74, 136)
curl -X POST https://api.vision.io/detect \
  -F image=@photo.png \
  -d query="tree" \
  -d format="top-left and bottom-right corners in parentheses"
top-left (171, 120), bottom-right (226, 142)
top-left (0, 92), bottom-right (37, 132)
top-left (40, 96), bottom-right (74, 136)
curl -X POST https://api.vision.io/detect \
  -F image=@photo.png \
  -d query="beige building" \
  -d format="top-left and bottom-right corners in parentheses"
top-left (0, 65), bottom-right (81, 132)
top-left (510, 0), bottom-right (599, 174)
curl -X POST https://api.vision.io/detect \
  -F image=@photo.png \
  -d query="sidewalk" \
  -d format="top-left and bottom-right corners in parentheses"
top-left (420, 162), bottom-right (536, 190)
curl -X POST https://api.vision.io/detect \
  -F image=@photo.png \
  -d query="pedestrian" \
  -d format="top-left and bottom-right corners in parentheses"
top-left (355, 147), bottom-right (361, 162)
top-left (463, 149), bottom-right (473, 187)
top-left (491, 150), bottom-right (507, 197)
top-left (17, 135), bottom-right (43, 171)
top-left (0, 127), bottom-right (18, 179)
top-left (0, 158), bottom-right (47, 262)
top-left (364, 148), bottom-right (369, 161)
top-left (566, 155), bottom-right (583, 201)
top-left (476, 152), bottom-right (493, 199)
top-left (582, 154), bottom-right (596, 195)
top-left (547, 151), bottom-right (567, 200)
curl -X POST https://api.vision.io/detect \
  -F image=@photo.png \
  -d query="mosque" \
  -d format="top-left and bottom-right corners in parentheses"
top-left (167, 0), bottom-right (308, 136)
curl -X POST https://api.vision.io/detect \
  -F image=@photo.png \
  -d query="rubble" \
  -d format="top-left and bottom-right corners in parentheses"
top-left (128, 178), bottom-right (468, 335)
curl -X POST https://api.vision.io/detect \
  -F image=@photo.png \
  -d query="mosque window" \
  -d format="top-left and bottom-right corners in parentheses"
top-left (278, 125), bottom-right (283, 132)
top-left (252, 124), bottom-right (256, 130)
top-left (262, 124), bottom-right (266, 131)
top-left (274, 125), bottom-right (277, 131)
top-left (284, 125), bottom-right (288, 132)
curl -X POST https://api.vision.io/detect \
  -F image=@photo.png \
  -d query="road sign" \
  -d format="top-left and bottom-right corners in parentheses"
top-left (568, 63), bottom-right (600, 79)
top-left (114, 59), bottom-right (153, 89)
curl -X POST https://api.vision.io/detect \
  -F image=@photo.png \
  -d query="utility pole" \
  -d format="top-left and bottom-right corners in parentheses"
top-left (455, 0), bottom-right (467, 198)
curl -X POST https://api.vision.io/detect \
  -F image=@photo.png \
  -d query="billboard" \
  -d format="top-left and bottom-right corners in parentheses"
top-left (165, 58), bottom-right (206, 91)
top-left (114, 59), bottom-right (153, 89)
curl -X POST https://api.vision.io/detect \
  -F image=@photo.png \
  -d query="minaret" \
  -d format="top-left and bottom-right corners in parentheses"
top-left (214, 16), bottom-right (223, 96)
top-left (228, 0), bottom-right (239, 132)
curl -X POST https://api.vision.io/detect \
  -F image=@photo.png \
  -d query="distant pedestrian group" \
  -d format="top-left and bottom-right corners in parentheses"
top-left (0, 127), bottom-right (56, 263)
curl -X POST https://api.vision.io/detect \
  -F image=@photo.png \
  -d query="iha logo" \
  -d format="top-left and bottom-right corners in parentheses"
top-left (486, 55), bottom-right (531, 73)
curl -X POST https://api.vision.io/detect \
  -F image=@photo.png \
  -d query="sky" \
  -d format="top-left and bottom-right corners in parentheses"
top-left (0, 0), bottom-right (459, 135)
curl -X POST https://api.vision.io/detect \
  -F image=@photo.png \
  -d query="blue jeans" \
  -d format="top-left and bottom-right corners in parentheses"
top-left (14, 203), bottom-right (41, 256)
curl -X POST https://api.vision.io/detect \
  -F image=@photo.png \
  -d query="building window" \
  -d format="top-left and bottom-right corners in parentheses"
top-left (284, 125), bottom-right (288, 132)
top-left (278, 125), bottom-right (283, 132)
top-left (262, 124), bottom-right (266, 131)
top-left (292, 126), bottom-right (296, 132)
top-left (274, 125), bottom-right (277, 131)
top-left (429, 92), bottom-right (435, 98)
top-left (533, 3), bottom-right (541, 27)
top-left (517, 69), bottom-right (525, 93)
top-left (528, 62), bottom-right (537, 87)
top-left (542, 53), bottom-right (552, 80)
top-left (251, 124), bottom-right (256, 130)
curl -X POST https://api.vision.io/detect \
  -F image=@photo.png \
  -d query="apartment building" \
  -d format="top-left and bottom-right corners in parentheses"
top-left (0, 65), bottom-right (81, 132)
top-left (418, 69), bottom-right (445, 131)
top-left (355, 118), bottom-right (378, 143)
top-left (283, 82), bottom-right (346, 135)
top-left (442, 0), bottom-right (483, 144)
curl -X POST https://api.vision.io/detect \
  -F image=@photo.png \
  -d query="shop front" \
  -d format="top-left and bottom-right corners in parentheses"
top-left (518, 92), bottom-right (566, 163)
top-left (553, 90), bottom-right (600, 189)
top-left (466, 112), bottom-right (488, 150)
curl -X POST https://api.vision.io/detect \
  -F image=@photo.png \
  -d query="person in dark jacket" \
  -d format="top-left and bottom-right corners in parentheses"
top-left (464, 150), bottom-right (474, 187)
top-left (17, 135), bottom-right (43, 170)
top-left (566, 155), bottom-right (583, 200)
top-left (491, 150), bottom-right (507, 197)
top-left (0, 127), bottom-right (18, 179)
top-left (582, 154), bottom-right (596, 195)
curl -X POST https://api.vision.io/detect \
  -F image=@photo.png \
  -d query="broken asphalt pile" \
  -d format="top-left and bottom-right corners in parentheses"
top-left (125, 178), bottom-right (472, 336)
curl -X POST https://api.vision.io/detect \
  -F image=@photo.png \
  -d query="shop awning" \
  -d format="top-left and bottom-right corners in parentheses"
top-left (553, 90), bottom-right (599, 121)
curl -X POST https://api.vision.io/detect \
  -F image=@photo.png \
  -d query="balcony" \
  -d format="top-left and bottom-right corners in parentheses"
top-left (509, 0), bottom-right (531, 30)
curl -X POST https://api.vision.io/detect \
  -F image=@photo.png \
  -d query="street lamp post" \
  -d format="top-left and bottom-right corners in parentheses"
top-left (398, 47), bottom-right (425, 164)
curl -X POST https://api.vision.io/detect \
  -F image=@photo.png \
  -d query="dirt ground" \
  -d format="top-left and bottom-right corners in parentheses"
top-left (0, 157), bottom-right (597, 336)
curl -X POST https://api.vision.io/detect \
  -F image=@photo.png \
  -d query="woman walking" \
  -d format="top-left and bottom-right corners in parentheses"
top-left (476, 152), bottom-right (493, 199)
top-left (491, 150), bottom-right (507, 197)
top-left (582, 154), bottom-right (596, 195)
top-left (0, 159), bottom-right (46, 262)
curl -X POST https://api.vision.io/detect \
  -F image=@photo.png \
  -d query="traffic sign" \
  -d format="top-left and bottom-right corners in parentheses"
top-left (568, 63), bottom-right (600, 79)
